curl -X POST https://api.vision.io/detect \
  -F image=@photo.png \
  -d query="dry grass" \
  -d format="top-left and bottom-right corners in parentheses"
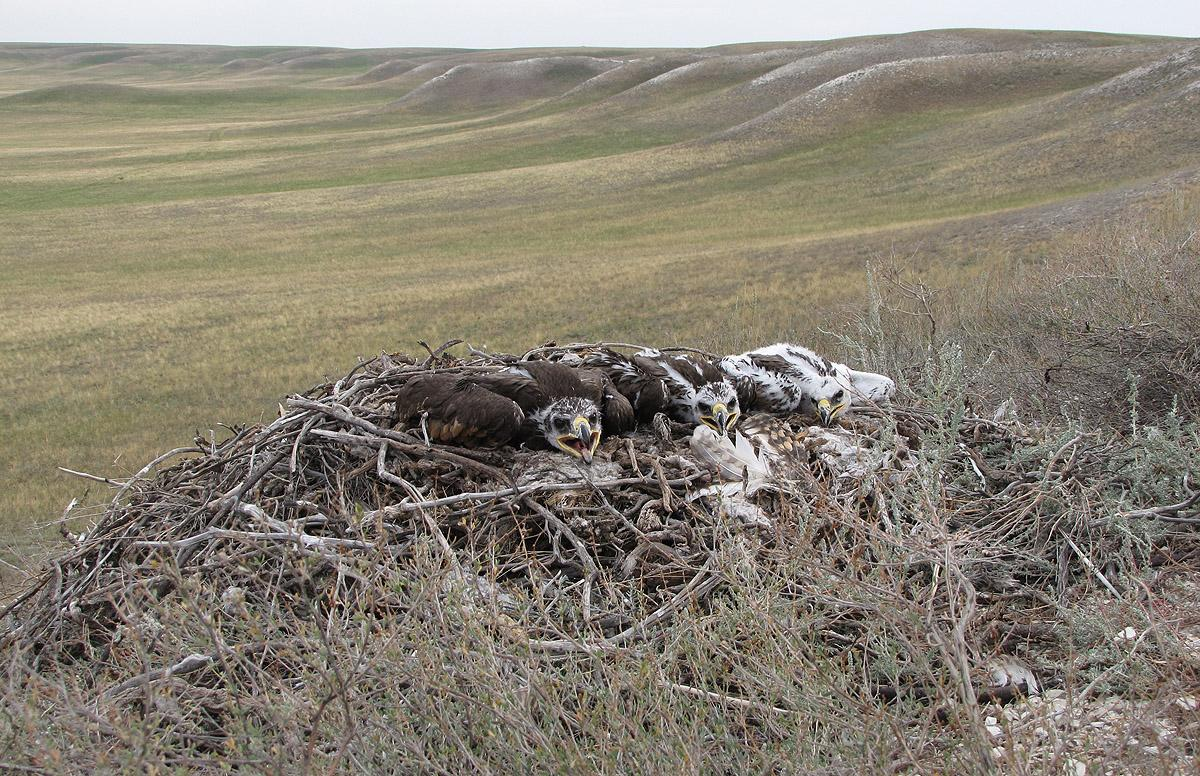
top-left (848, 193), bottom-right (1200, 428)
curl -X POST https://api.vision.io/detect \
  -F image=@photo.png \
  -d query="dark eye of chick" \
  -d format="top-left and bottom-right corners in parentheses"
top-left (699, 402), bottom-right (711, 412)
top-left (833, 390), bottom-right (844, 400)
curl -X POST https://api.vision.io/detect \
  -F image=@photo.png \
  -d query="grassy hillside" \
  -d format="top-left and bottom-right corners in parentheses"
top-left (2, 29), bottom-right (1199, 554)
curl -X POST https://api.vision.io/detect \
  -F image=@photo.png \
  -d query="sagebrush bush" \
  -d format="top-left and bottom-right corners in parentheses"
top-left (845, 194), bottom-right (1200, 427)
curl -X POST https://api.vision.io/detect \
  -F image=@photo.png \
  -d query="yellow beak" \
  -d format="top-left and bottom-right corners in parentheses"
top-left (700, 402), bottom-right (738, 437)
top-left (816, 398), bottom-right (846, 426)
top-left (557, 415), bottom-right (600, 463)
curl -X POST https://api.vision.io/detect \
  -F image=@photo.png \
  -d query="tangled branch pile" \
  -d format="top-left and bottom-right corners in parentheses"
top-left (3, 340), bottom-right (1200, 773)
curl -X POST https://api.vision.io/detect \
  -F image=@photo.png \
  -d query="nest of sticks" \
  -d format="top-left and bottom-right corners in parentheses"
top-left (3, 340), bottom-right (1198, 709)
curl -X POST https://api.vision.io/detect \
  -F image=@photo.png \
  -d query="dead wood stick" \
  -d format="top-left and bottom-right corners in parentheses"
top-left (288, 414), bottom-right (324, 481)
top-left (373, 445), bottom-right (480, 601)
top-left (1041, 434), bottom-right (1085, 481)
top-left (0, 761), bottom-right (51, 774)
top-left (1063, 535), bottom-right (1121, 597)
top-left (519, 636), bottom-right (619, 655)
top-left (419, 338), bottom-right (464, 367)
top-left (524, 499), bottom-right (598, 623)
top-left (520, 558), bottom-right (723, 655)
top-left (1142, 512), bottom-right (1200, 524)
top-left (100, 653), bottom-right (215, 702)
top-left (131, 526), bottom-right (377, 553)
top-left (57, 467), bottom-right (126, 486)
top-left (662, 680), bottom-right (794, 715)
top-left (287, 397), bottom-right (507, 480)
top-left (99, 640), bottom-right (289, 704)
top-left (625, 437), bottom-right (644, 477)
top-left (375, 442), bottom-right (412, 491)
top-left (361, 471), bottom-right (709, 517)
top-left (108, 446), bottom-right (203, 512)
top-left (206, 448), bottom-right (290, 514)
top-left (604, 558), bottom-right (722, 647)
top-left (589, 483), bottom-right (645, 538)
top-left (1116, 487), bottom-right (1200, 522)
top-left (653, 457), bottom-right (674, 512)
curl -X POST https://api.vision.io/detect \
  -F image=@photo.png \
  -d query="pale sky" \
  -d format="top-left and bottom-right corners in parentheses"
top-left (3, 0), bottom-right (1198, 49)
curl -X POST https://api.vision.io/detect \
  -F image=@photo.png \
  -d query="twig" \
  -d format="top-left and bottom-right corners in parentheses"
top-left (361, 471), bottom-right (710, 517)
top-left (1116, 487), bottom-right (1200, 522)
top-left (662, 680), bottom-right (794, 715)
top-left (57, 467), bottom-right (126, 486)
top-left (108, 446), bottom-right (203, 512)
top-left (100, 653), bottom-right (215, 703)
top-left (524, 499), bottom-right (598, 623)
top-left (0, 762), bottom-right (52, 774)
top-left (131, 526), bottom-right (376, 553)
top-left (419, 338), bottom-right (463, 367)
top-left (287, 397), bottom-right (507, 480)
top-left (605, 557), bottom-right (722, 647)
top-left (1064, 535), bottom-right (1121, 597)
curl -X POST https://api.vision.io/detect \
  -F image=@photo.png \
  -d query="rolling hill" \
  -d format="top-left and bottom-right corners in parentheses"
top-left (1, 29), bottom-right (1199, 550)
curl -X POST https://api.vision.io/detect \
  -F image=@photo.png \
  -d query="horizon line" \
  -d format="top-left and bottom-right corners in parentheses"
top-left (3, 26), bottom-right (1196, 52)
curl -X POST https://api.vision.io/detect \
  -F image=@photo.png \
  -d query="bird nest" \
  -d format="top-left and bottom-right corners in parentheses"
top-left (3, 340), bottom-right (1197, 715)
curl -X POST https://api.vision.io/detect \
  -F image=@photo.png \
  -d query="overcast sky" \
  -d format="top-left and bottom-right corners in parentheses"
top-left (4, 0), bottom-right (1198, 49)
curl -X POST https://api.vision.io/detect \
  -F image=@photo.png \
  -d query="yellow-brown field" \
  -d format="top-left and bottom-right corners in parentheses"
top-left (2, 29), bottom-right (1198, 552)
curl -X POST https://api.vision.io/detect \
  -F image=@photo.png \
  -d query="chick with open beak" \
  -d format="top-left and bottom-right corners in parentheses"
top-left (699, 400), bottom-right (739, 436)
top-left (694, 383), bottom-right (741, 438)
top-left (540, 397), bottom-right (602, 464)
top-left (561, 414), bottom-right (600, 463)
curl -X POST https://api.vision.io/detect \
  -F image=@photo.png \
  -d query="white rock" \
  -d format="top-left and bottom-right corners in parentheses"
top-left (1175, 695), bottom-right (1199, 711)
top-left (1064, 757), bottom-right (1087, 776)
top-left (1113, 626), bottom-right (1138, 643)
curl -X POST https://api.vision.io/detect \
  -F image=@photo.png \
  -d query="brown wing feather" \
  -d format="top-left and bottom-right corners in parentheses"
top-left (731, 375), bottom-right (763, 412)
top-left (582, 349), bottom-right (668, 423)
top-left (393, 374), bottom-right (524, 448)
top-left (630, 353), bottom-right (670, 383)
top-left (681, 353), bottom-right (726, 385)
top-left (519, 361), bottom-right (591, 400)
top-left (747, 353), bottom-right (797, 375)
top-left (467, 372), bottom-right (549, 414)
top-left (471, 361), bottom-right (592, 414)
top-left (576, 368), bottom-right (636, 435)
